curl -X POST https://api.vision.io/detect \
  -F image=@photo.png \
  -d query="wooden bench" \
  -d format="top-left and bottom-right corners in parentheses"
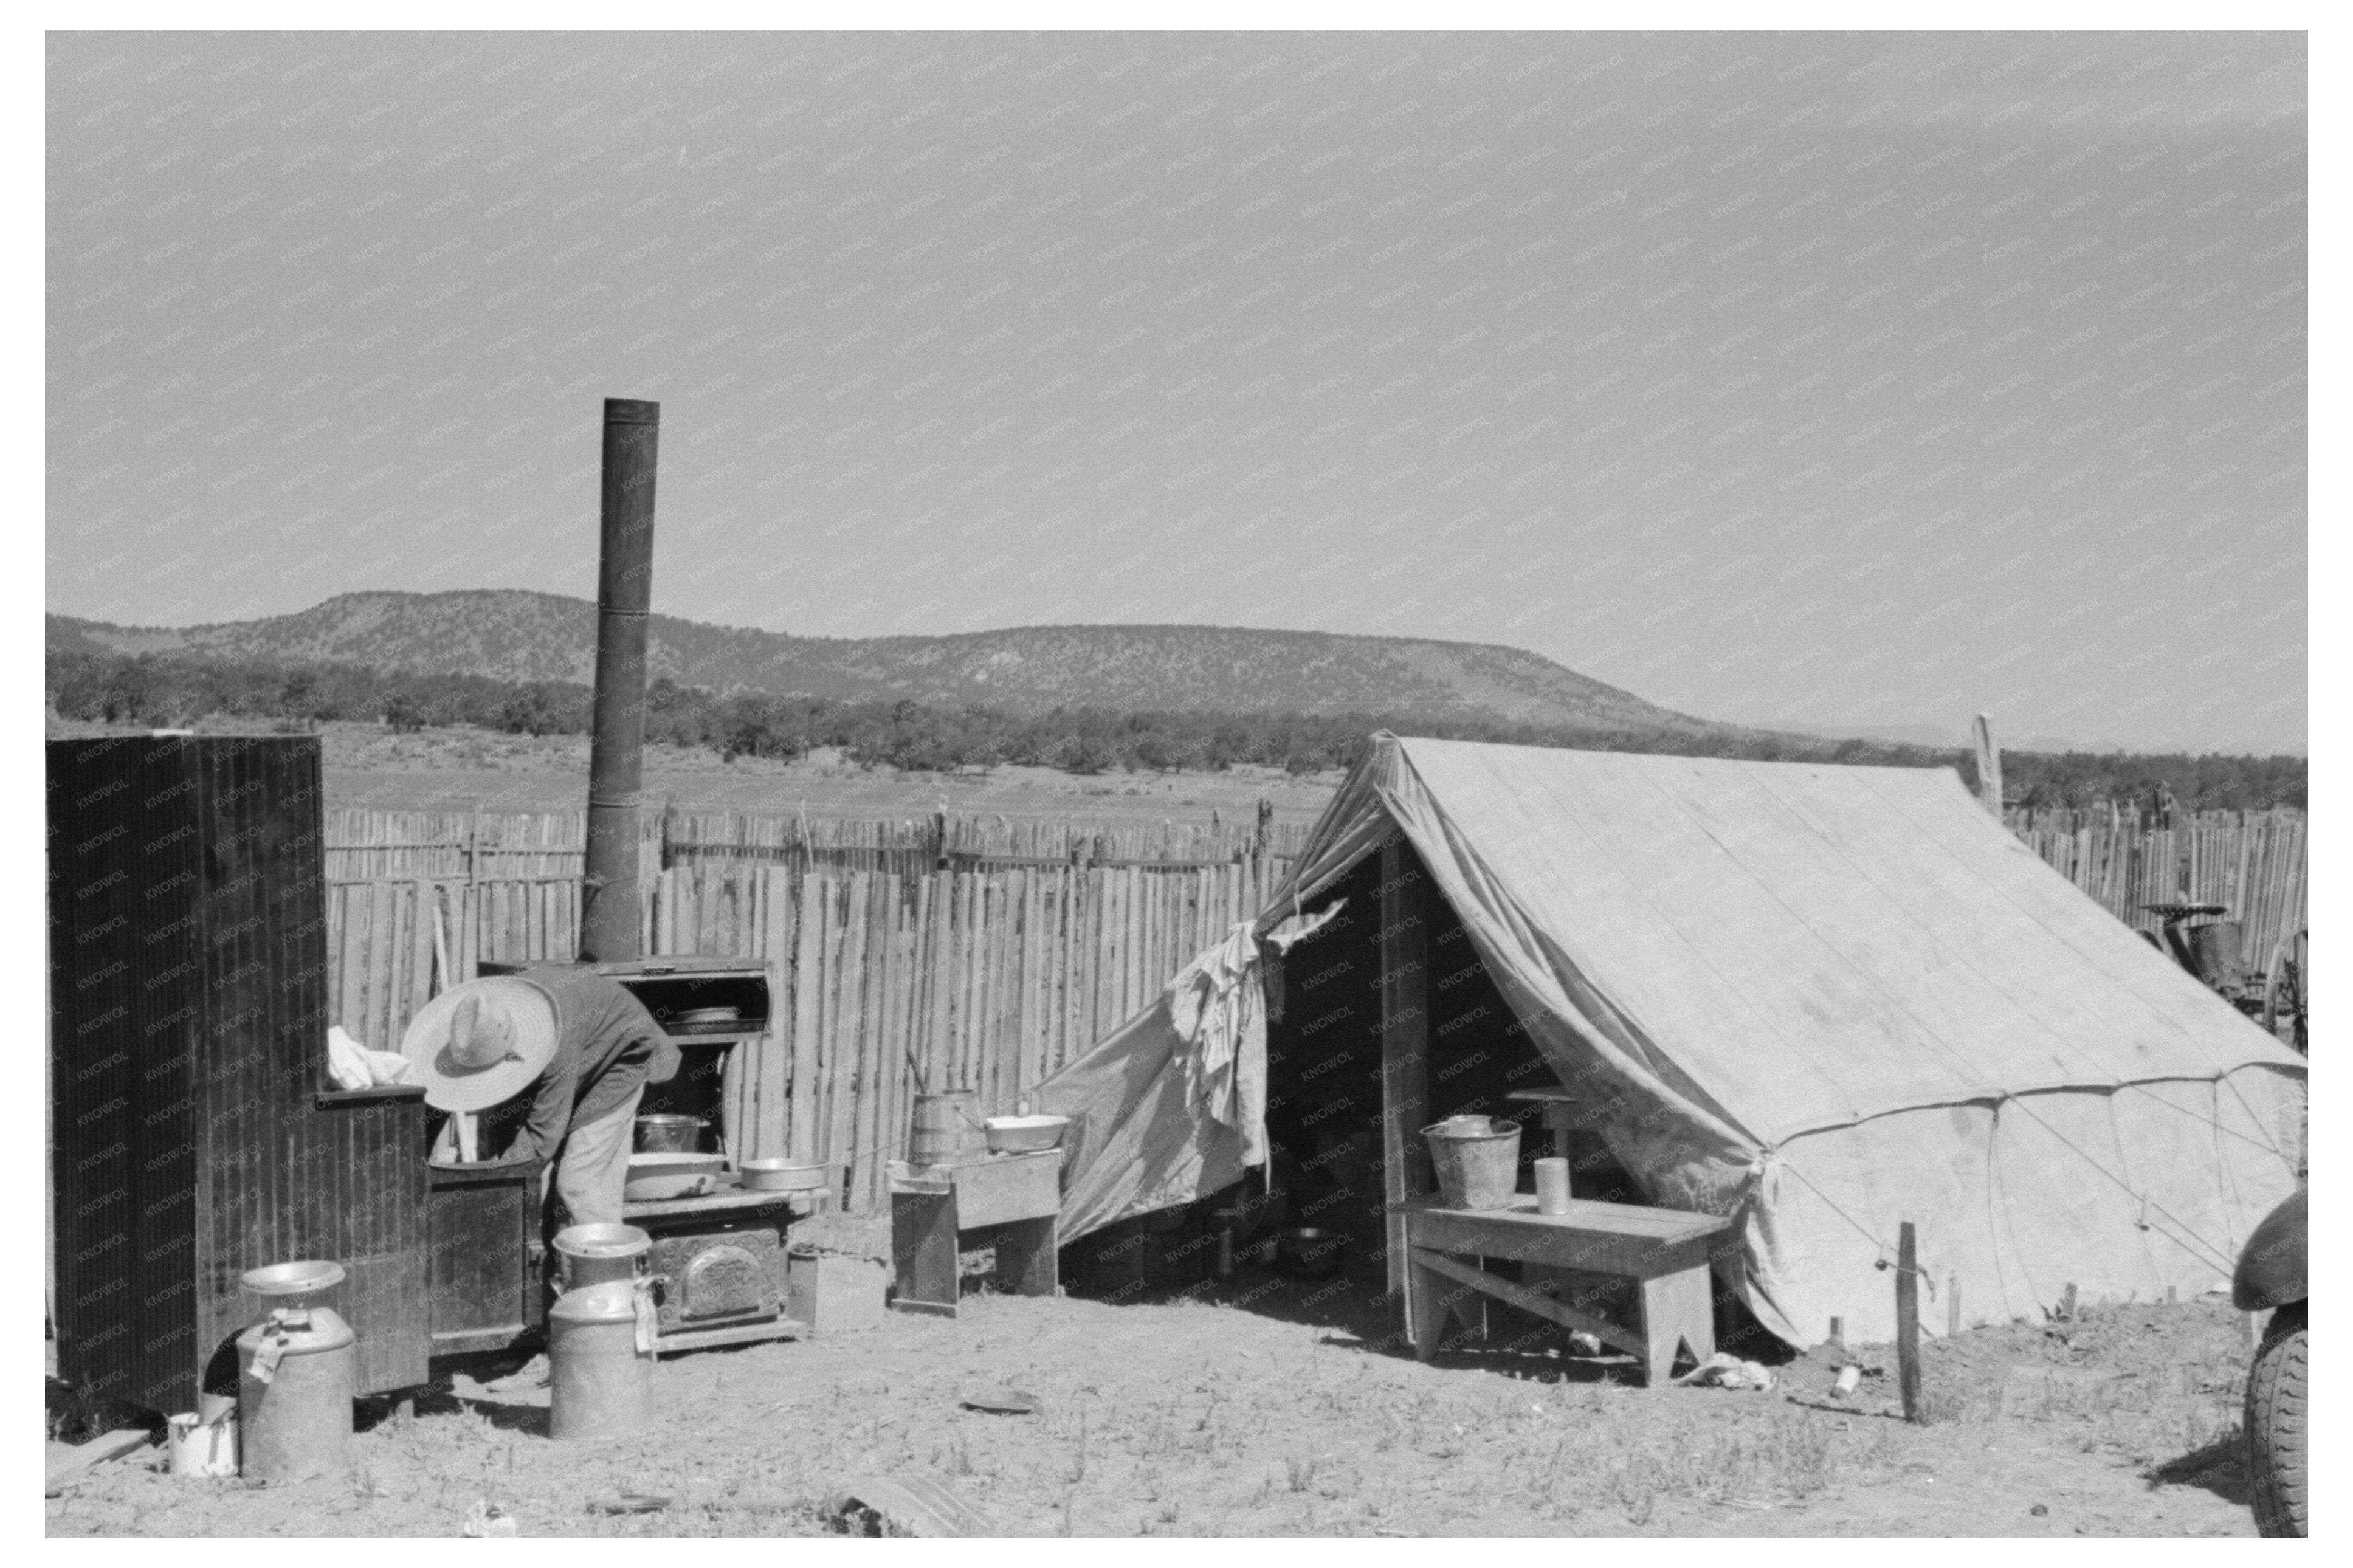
top-left (1395, 1194), bottom-right (1735, 1385)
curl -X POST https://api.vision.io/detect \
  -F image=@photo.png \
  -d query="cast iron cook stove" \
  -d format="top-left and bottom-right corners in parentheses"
top-left (480, 956), bottom-right (824, 1352)
top-left (624, 1189), bottom-right (817, 1350)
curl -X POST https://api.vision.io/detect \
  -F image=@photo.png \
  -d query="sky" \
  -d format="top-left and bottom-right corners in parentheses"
top-left (45, 30), bottom-right (2307, 753)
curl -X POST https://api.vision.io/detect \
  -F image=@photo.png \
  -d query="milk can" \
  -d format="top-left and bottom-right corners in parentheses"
top-left (235, 1303), bottom-right (356, 1480)
top-left (548, 1277), bottom-right (656, 1441)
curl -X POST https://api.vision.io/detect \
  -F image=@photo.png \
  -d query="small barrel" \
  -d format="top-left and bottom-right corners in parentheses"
top-left (909, 1090), bottom-right (981, 1167)
top-left (549, 1281), bottom-right (654, 1441)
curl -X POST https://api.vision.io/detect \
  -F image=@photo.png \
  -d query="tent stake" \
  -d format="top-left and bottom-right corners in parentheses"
top-left (1896, 1221), bottom-right (1924, 1423)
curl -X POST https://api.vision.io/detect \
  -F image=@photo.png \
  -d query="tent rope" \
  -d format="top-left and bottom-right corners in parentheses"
top-left (1771, 1094), bottom-right (2239, 1282)
top-left (2113, 1080), bottom-right (2289, 1160)
top-left (1767, 1158), bottom-right (1896, 1265)
top-left (1769, 1087), bottom-right (2230, 1281)
top-left (1974, 1093), bottom-right (2239, 1275)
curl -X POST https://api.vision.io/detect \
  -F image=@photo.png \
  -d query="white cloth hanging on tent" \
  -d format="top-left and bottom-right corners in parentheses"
top-left (1165, 923), bottom-right (1266, 1164)
top-left (1037, 904), bottom-right (1348, 1243)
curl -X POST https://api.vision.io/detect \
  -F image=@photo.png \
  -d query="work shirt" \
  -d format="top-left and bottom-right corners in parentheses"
top-left (489, 966), bottom-right (679, 1167)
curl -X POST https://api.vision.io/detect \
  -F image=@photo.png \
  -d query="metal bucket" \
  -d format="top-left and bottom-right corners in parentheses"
top-left (909, 1091), bottom-right (981, 1167)
top-left (553, 1222), bottom-right (652, 1289)
top-left (166, 1409), bottom-right (238, 1478)
top-left (635, 1113), bottom-right (706, 1153)
top-left (1424, 1116), bottom-right (1522, 1210)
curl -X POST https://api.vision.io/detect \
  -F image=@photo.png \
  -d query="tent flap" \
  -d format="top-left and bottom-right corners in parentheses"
top-left (1033, 924), bottom-right (1267, 1243)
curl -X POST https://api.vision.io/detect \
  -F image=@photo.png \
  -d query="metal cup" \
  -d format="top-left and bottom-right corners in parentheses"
top-left (1534, 1157), bottom-right (1573, 1215)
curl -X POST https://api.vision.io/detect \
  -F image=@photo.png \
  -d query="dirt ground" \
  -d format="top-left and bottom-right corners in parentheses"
top-left (47, 1258), bottom-right (2262, 1539)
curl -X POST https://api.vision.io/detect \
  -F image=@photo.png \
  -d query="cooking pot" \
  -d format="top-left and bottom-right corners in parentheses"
top-left (635, 1113), bottom-right (706, 1153)
top-left (1278, 1226), bottom-right (1345, 1279)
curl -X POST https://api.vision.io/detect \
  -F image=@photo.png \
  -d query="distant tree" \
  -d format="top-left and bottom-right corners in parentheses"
top-left (1052, 731), bottom-right (1117, 775)
top-left (496, 686), bottom-right (560, 737)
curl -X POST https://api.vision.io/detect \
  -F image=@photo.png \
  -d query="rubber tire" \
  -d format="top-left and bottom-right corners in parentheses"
top-left (2245, 1301), bottom-right (2307, 1538)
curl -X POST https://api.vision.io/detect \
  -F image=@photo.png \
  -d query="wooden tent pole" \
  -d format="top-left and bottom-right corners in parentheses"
top-left (1379, 835), bottom-right (1431, 1299)
top-left (1972, 714), bottom-right (2003, 820)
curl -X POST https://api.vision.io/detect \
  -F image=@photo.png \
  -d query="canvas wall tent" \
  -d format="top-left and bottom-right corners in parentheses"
top-left (1042, 733), bottom-right (2306, 1348)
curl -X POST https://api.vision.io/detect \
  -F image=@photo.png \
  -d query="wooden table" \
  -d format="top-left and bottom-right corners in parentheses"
top-left (1395, 1194), bottom-right (1735, 1385)
top-left (887, 1150), bottom-right (1063, 1318)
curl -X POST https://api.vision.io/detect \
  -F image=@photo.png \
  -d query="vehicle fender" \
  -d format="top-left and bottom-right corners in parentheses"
top-left (2233, 1188), bottom-right (2307, 1312)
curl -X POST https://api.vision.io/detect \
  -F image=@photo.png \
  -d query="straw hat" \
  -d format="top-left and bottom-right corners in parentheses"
top-left (399, 977), bottom-right (560, 1112)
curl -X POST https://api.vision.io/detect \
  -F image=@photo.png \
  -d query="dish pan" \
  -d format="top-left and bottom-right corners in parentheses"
top-left (739, 1158), bottom-right (829, 1193)
top-left (984, 1113), bottom-right (1070, 1154)
top-left (625, 1173), bottom-right (725, 1202)
top-left (628, 1151), bottom-right (725, 1177)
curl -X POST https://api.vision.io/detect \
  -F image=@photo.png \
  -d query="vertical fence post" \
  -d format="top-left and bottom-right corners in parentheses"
top-left (1896, 1220), bottom-right (1924, 1423)
top-left (1971, 715), bottom-right (2003, 819)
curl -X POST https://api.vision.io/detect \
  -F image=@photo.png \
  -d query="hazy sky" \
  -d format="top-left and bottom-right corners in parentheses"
top-left (46, 30), bottom-right (2306, 752)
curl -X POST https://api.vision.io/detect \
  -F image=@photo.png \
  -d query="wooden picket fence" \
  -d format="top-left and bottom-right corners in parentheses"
top-left (325, 854), bottom-right (1289, 1214)
top-left (2005, 807), bottom-right (2307, 970)
top-left (324, 805), bottom-right (1310, 882)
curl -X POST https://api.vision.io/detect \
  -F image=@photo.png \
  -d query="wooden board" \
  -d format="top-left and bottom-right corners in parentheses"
top-left (830, 1474), bottom-right (999, 1538)
top-left (946, 1150), bottom-right (1063, 1229)
top-left (1408, 1246), bottom-right (1644, 1361)
top-left (849, 876), bottom-right (887, 1212)
top-left (788, 876), bottom-right (827, 1160)
top-left (44, 1429), bottom-right (154, 1493)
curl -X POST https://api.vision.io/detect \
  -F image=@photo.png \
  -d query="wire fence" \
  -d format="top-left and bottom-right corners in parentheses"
top-left (324, 804), bottom-right (1312, 882)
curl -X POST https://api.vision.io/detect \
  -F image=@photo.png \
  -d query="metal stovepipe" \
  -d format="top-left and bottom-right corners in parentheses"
top-left (580, 397), bottom-right (659, 963)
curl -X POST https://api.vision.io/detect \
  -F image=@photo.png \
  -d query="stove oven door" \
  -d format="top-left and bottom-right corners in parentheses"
top-left (653, 1229), bottom-right (782, 1329)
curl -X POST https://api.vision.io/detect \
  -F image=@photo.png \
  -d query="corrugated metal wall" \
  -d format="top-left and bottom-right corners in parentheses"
top-left (49, 737), bottom-right (427, 1412)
